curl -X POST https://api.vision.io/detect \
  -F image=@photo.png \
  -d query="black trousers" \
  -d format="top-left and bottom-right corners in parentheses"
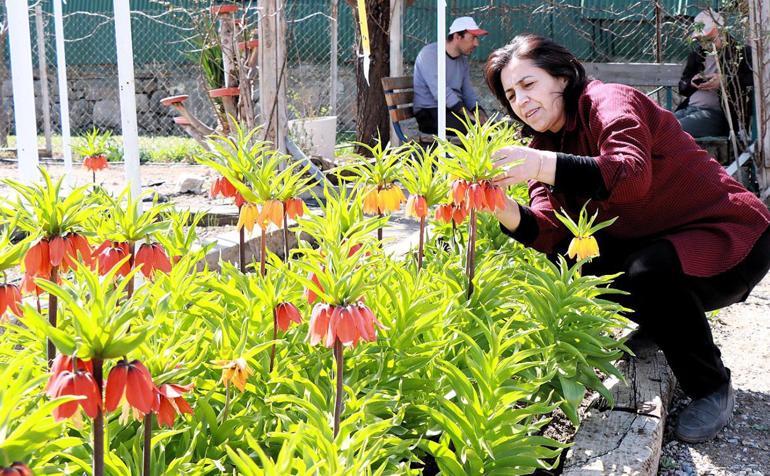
top-left (414, 108), bottom-right (469, 136)
top-left (578, 225), bottom-right (770, 398)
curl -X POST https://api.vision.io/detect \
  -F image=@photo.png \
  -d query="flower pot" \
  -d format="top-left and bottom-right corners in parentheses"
top-left (160, 95), bottom-right (189, 107)
top-left (208, 87), bottom-right (240, 98)
top-left (211, 4), bottom-right (238, 15)
top-left (238, 39), bottom-right (259, 50)
top-left (288, 116), bottom-right (337, 159)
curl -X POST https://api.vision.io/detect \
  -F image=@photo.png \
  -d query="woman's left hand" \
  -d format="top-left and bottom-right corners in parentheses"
top-left (492, 146), bottom-right (555, 187)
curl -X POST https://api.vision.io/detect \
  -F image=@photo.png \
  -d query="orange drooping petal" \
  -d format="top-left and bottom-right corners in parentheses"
top-left (275, 302), bottom-right (302, 331)
top-left (451, 180), bottom-right (468, 205)
top-left (308, 303), bottom-right (331, 346)
top-left (152, 244), bottom-right (172, 274)
top-left (48, 236), bottom-right (66, 267)
top-left (3, 462), bottom-right (33, 476)
top-left (24, 239), bottom-right (51, 278)
top-left (105, 360), bottom-right (155, 415)
top-left (452, 203), bottom-right (468, 224)
top-left (260, 199), bottom-right (283, 227)
top-left (215, 358), bottom-right (251, 392)
top-left (63, 233), bottom-right (93, 270)
top-left (363, 188), bottom-right (379, 215)
top-left (305, 272), bottom-right (323, 304)
top-left (435, 204), bottom-right (452, 224)
top-left (135, 243), bottom-right (172, 278)
top-left (20, 274), bottom-right (42, 296)
top-left (95, 241), bottom-right (131, 277)
top-left (50, 370), bottom-right (101, 421)
top-left (285, 197), bottom-right (305, 220)
top-left (467, 183), bottom-right (486, 210)
top-left (154, 382), bottom-right (193, 428)
top-left (0, 284), bottom-right (22, 320)
top-left (406, 195), bottom-right (428, 218)
top-left (46, 354), bottom-right (93, 397)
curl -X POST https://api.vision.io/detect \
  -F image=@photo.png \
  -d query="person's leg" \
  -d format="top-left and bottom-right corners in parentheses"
top-left (415, 108), bottom-right (438, 135)
top-left (676, 106), bottom-right (730, 138)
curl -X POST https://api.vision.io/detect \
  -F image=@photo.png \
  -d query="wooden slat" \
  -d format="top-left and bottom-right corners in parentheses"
top-left (384, 91), bottom-right (414, 107)
top-left (584, 62), bottom-right (681, 87)
top-left (389, 106), bottom-right (414, 123)
top-left (381, 76), bottom-right (413, 91)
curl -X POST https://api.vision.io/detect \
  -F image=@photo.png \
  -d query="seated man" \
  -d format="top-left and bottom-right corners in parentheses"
top-left (675, 9), bottom-right (753, 138)
top-left (413, 16), bottom-right (489, 135)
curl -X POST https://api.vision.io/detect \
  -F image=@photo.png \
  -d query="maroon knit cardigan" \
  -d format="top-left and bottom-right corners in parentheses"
top-left (524, 80), bottom-right (770, 277)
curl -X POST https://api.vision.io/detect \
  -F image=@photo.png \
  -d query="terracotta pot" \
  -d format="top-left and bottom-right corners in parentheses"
top-left (208, 87), bottom-right (240, 98)
top-left (211, 4), bottom-right (238, 15)
top-left (238, 39), bottom-right (259, 50)
top-left (160, 94), bottom-right (189, 107)
top-left (173, 116), bottom-right (191, 125)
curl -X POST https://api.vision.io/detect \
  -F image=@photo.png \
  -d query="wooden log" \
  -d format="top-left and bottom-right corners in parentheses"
top-left (563, 344), bottom-right (676, 476)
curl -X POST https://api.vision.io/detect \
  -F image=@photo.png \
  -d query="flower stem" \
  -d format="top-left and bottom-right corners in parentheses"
top-left (418, 216), bottom-right (425, 270)
top-left (377, 212), bottom-right (384, 244)
top-left (238, 206), bottom-right (246, 273)
top-left (223, 383), bottom-right (231, 422)
top-left (333, 339), bottom-right (344, 437)
top-left (142, 413), bottom-right (152, 476)
top-left (260, 227), bottom-right (266, 277)
top-left (269, 307), bottom-right (277, 373)
top-left (127, 242), bottom-right (136, 298)
top-left (92, 170), bottom-right (96, 184)
top-left (282, 203), bottom-right (290, 265)
top-left (466, 208), bottom-right (477, 300)
top-left (47, 265), bottom-right (59, 365)
top-left (93, 358), bottom-right (104, 476)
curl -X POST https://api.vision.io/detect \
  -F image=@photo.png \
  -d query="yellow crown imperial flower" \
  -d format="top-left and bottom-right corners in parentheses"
top-left (237, 203), bottom-right (259, 233)
top-left (567, 235), bottom-right (600, 261)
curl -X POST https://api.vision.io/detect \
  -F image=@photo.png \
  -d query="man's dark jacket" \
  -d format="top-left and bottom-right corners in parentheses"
top-left (676, 38), bottom-right (754, 133)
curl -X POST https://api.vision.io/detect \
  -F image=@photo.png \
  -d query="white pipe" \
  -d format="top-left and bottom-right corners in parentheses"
top-left (113, 0), bottom-right (141, 198)
top-left (437, 0), bottom-right (446, 141)
top-left (53, 0), bottom-right (72, 188)
top-left (35, 5), bottom-right (52, 154)
top-left (7, 1), bottom-right (39, 182)
top-left (389, 0), bottom-right (403, 145)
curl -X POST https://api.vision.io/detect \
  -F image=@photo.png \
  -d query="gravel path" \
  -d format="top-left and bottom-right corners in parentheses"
top-left (659, 274), bottom-right (770, 476)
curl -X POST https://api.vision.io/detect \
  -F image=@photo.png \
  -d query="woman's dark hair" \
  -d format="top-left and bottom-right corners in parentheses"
top-left (484, 34), bottom-right (587, 132)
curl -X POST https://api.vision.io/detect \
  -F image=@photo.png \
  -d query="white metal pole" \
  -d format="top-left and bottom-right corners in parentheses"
top-left (7, 0), bottom-right (39, 182)
top-left (53, 0), bottom-right (73, 187)
top-left (330, 0), bottom-right (338, 116)
top-left (389, 0), bottom-right (403, 145)
top-left (35, 4), bottom-right (52, 154)
top-left (437, 0), bottom-right (446, 141)
top-left (113, 0), bottom-right (141, 198)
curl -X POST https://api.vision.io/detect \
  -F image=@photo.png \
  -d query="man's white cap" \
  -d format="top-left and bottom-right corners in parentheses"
top-left (692, 9), bottom-right (723, 38)
top-left (448, 17), bottom-right (488, 36)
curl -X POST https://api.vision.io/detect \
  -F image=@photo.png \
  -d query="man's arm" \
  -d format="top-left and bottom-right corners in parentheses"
top-left (678, 49), bottom-right (701, 97)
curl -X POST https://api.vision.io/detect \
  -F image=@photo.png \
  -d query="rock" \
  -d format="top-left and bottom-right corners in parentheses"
top-left (177, 175), bottom-right (204, 194)
top-left (142, 192), bottom-right (169, 203)
top-left (85, 78), bottom-right (117, 101)
top-left (70, 99), bottom-right (92, 130)
top-left (92, 99), bottom-right (120, 129)
top-left (727, 437), bottom-right (739, 444)
top-left (150, 90), bottom-right (169, 114)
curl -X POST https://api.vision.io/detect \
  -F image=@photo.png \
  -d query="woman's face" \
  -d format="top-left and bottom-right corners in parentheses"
top-left (500, 57), bottom-right (568, 133)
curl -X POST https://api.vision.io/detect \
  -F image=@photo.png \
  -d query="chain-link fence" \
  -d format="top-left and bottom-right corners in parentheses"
top-left (0, 0), bottom-right (755, 145)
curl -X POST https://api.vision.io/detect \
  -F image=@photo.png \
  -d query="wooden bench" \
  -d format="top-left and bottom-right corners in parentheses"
top-left (381, 76), bottom-right (435, 147)
top-left (585, 62), bottom-right (745, 168)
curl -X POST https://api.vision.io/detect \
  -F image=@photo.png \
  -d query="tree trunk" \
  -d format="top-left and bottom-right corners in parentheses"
top-left (353, 0), bottom-right (390, 153)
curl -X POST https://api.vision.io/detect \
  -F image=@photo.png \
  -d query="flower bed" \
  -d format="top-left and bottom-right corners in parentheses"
top-left (0, 119), bottom-right (629, 475)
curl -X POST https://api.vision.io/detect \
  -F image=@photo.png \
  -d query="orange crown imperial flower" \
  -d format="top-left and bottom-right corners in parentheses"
top-left (153, 383), bottom-right (193, 428)
top-left (237, 203), bottom-right (259, 233)
top-left (1, 462), bottom-right (33, 476)
top-left (94, 241), bottom-right (132, 277)
top-left (49, 369), bottom-right (102, 421)
top-left (214, 357), bottom-right (252, 392)
top-left (83, 154), bottom-right (108, 172)
top-left (0, 284), bottom-right (22, 320)
top-left (308, 302), bottom-right (384, 348)
top-left (435, 202), bottom-right (468, 225)
top-left (23, 238), bottom-right (52, 278)
top-left (405, 195), bottom-right (428, 218)
top-left (275, 302), bottom-right (302, 331)
top-left (46, 354), bottom-right (94, 397)
top-left (284, 197), bottom-right (306, 220)
top-left (259, 199), bottom-right (284, 228)
top-left (134, 243), bottom-right (172, 278)
top-left (105, 359), bottom-right (156, 420)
